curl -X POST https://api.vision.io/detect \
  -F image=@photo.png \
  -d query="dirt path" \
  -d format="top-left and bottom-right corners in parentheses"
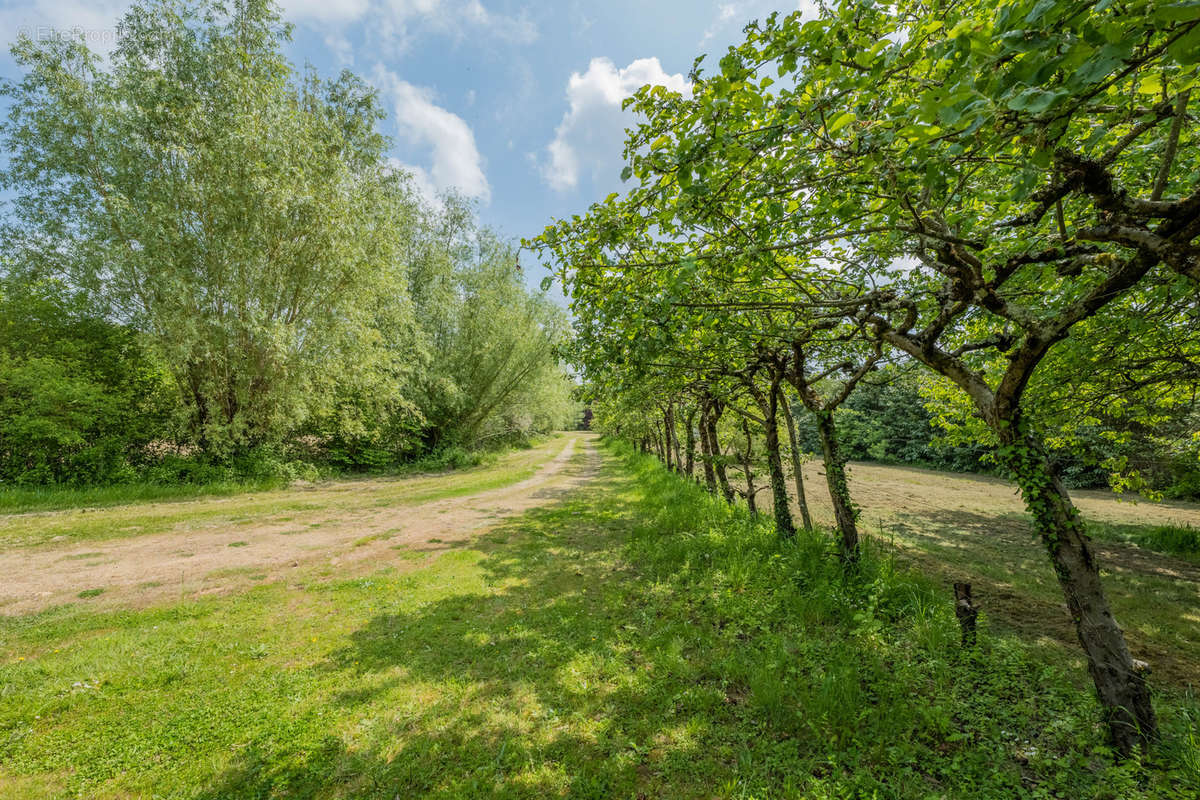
top-left (0, 433), bottom-right (602, 615)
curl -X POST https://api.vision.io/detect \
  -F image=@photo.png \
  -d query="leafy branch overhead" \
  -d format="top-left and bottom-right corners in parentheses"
top-left (529, 0), bottom-right (1200, 756)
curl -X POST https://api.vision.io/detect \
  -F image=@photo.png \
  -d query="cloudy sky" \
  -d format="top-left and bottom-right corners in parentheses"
top-left (0, 0), bottom-right (812, 283)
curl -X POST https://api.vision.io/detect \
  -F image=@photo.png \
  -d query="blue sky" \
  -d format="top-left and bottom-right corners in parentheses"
top-left (0, 0), bottom-right (811, 285)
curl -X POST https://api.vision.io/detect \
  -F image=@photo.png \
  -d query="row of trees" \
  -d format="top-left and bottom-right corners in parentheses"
top-left (0, 0), bottom-right (575, 486)
top-left (790, 363), bottom-right (1199, 496)
top-left (531, 0), bottom-right (1200, 754)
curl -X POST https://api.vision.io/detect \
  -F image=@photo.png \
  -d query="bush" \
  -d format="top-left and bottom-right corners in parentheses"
top-left (793, 369), bottom-right (992, 473)
top-left (421, 445), bottom-right (482, 471)
top-left (1164, 448), bottom-right (1200, 501)
top-left (0, 279), bottom-right (175, 486)
top-left (139, 448), bottom-right (323, 488)
top-left (1167, 474), bottom-right (1200, 501)
top-left (140, 456), bottom-right (236, 487)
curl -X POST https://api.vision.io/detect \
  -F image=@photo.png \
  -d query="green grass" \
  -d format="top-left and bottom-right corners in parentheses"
top-left (871, 506), bottom-right (1200, 687)
top-left (0, 479), bottom-right (285, 515)
top-left (0, 439), bottom-right (1196, 798)
top-left (1088, 521), bottom-right (1200, 561)
top-left (0, 435), bottom-right (570, 550)
top-left (1143, 524), bottom-right (1200, 557)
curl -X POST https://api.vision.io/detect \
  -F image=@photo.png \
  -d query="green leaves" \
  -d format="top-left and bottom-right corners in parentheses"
top-left (533, 0), bottom-right (1200, 512)
top-left (1005, 86), bottom-right (1068, 114)
top-left (1167, 25), bottom-right (1200, 65)
top-left (1069, 41), bottom-right (1133, 86)
top-left (825, 110), bottom-right (856, 134)
top-left (2, 0), bottom-right (577, 459)
top-left (1152, 0), bottom-right (1200, 23)
top-left (1024, 0), bottom-right (1060, 24)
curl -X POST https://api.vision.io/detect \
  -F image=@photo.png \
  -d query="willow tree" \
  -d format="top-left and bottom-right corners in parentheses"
top-left (1, 0), bottom-right (415, 453)
top-left (608, 0), bottom-right (1198, 750)
top-left (418, 232), bottom-right (572, 447)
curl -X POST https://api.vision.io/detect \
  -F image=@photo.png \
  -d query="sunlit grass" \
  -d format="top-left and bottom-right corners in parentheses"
top-left (0, 439), bottom-right (1195, 798)
top-left (0, 435), bottom-right (571, 549)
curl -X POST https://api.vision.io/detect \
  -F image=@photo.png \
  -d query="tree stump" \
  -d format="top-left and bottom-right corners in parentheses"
top-left (954, 582), bottom-right (979, 647)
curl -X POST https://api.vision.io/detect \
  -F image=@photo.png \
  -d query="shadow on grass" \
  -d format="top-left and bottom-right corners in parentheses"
top-left (191, 445), bottom-right (1200, 799)
top-left (194, 450), bottom-right (718, 799)
top-left (882, 506), bottom-right (1200, 687)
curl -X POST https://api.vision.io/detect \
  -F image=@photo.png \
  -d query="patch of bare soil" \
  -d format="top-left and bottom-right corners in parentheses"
top-left (0, 435), bottom-right (602, 615)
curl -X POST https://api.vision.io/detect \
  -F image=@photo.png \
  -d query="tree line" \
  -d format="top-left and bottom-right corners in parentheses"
top-left (531, 0), bottom-right (1200, 754)
top-left (788, 363), bottom-right (1199, 496)
top-left (0, 0), bottom-right (576, 488)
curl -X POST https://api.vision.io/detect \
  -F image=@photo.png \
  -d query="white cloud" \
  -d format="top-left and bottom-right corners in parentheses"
top-left (459, 0), bottom-right (537, 44)
top-left (283, 0), bottom-right (536, 50)
top-left (700, 1), bottom-right (820, 47)
top-left (700, 3), bottom-right (738, 45)
top-left (0, 0), bottom-right (131, 55)
top-left (1, 0), bottom-right (536, 56)
top-left (540, 57), bottom-right (690, 193)
top-left (376, 69), bottom-right (491, 203)
top-left (281, 0), bottom-right (371, 25)
top-left (387, 157), bottom-right (440, 206)
top-left (324, 32), bottom-right (356, 64)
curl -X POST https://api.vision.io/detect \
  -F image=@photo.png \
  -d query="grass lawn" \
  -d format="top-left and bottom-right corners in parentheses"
top-left (793, 461), bottom-right (1200, 688)
top-left (1, 441), bottom-right (1197, 798)
top-left (0, 436), bottom-right (567, 551)
top-left (0, 434), bottom-right (566, 517)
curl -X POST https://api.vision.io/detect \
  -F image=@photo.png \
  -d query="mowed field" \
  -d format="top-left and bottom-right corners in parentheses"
top-left (0, 433), bottom-right (612, 797)
top-left (794, 461), bottom-right (1200, 686)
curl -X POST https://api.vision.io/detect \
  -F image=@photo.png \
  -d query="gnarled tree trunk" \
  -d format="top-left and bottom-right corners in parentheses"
top-left (667, 403), bottom-right (683, 474)
top-left (757, 378), bottom-right (795, 537)
top-left (684, 407), bottom-right (697, 479)
top-left (740, 419), bottom-right (758, 516)
top-left (997, 420), bottom-right (1155, 753)
top-left (698, 407), bottom-right (718, 494)
top-left (707, 406), bottom-right (735, 503)
top-left (657, 415), bottom-right (672, 471)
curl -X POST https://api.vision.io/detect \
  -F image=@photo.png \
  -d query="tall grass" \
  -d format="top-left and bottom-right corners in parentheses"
top-left (1087, 519), bottom-right (1200, 561)
top-left (0, 436), bottom-right (541, 515)
top-left (1140, 524), bottom-right (1200, 557)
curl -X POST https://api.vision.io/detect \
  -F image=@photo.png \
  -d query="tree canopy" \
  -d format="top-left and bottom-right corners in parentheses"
top-left (0, 0), bottom-right (576, 483)
top-left (531, 0), bottom-right (1200, 754)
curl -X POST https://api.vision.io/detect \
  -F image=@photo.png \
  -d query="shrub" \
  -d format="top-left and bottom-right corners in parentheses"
top-left (0, 279), bottom-right (174, 486)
